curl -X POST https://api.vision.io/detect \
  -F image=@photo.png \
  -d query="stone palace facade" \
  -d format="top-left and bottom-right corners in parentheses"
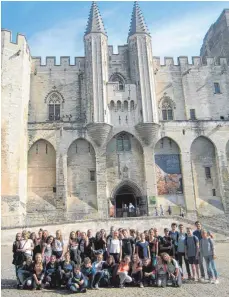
top-left (1, 2), bottom-right (229, 228)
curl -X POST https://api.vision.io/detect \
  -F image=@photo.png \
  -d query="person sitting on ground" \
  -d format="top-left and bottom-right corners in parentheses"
top-left (161, 252), bottom-right (182, 287)
top-left (57, 251), bottom-right (75, 288)
top-left (155, 256), bottom-right (167, 287)
top-left (67, 264), bottom-right (87, 293)
top-left (44, 255), bottom-right (59, 288)
top-left (102, 255), bottom-right (119, 287)
top-left (32, 253), bottom-right (45, 290)
top-left (142, 258), bottom-right (156, 286)
top-left (130, 254), bottom-right (144, 288)
top-left (17, 256), bottom-right (33, 289)
top-left (81, 257), bottom-right (93, 288)
top-left (91, 253), bottom-right (106, 289)
top-left (117, 255), bottom-right (132, 288)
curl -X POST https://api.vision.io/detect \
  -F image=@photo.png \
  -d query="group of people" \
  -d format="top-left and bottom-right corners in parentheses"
top-left (12, 221), bottom-right (219, 292)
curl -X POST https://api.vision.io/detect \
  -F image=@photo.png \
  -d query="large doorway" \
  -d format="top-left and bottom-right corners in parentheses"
top-left (113, 183), bottom-right (146, 217)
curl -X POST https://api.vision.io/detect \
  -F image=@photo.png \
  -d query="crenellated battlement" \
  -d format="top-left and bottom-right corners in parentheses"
top-left (153, 56), bottom-right (229, 69)
top-left (108, 45), bottom-right (128, 56)
top-left (1, 29), bottom-right (31, 56)
top-left (32, 56), bottom-right (85, 70)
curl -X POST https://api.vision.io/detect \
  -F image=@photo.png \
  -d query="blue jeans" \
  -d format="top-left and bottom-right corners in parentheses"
top-left (204, 256), bottom-right (218, 279)
top-left (92, 271), bottom-right (104, 287)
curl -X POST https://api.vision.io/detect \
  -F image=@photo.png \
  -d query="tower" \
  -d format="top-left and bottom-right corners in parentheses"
top-left (1, 30), bottom-right (31, 227)
top-left (128, 1), bottom-right (158, 123)
top-left (84, 1), bottom-right (109, 123)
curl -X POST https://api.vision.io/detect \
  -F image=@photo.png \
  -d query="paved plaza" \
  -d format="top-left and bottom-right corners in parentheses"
top-left (1, 242), bottom-right (229, 297)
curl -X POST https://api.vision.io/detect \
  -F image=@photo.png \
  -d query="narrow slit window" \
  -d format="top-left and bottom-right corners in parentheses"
top-left (214, 82), bottom-right (221, 94)
top-left (46, 144), bottom-right (48, 154)
top-left (90, 170), bottom-right (96, 182)
top-left (205, 167), bottom-right (211, 179)
top-left (190, 109), bottom-right (196, 120)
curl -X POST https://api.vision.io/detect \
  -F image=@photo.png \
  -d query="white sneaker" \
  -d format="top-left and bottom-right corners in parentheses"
top-left (210, 279), bottom-right (215, 284)
top-left (199, 277), bottom-right (206, 283)
top-left (215, 279), bottom-right (219, 284)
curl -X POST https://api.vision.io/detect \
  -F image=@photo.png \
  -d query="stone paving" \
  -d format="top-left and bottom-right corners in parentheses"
top-left (1, 243), bottom-right (229, 297)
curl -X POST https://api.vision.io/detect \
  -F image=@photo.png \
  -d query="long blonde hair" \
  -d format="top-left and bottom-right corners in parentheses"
top-left (34, 253), bottom-right (43, 270)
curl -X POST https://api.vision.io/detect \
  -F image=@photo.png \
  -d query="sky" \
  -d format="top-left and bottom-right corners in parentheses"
top-left (1, 1), bottom-right (229, 63)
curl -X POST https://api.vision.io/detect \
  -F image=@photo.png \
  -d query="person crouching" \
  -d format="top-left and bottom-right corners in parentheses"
top-left (68, 265), bottom-right (87, 293)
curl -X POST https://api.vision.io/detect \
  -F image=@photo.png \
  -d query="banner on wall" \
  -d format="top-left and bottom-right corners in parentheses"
top-left (155, 154), bottom-right (183, 195)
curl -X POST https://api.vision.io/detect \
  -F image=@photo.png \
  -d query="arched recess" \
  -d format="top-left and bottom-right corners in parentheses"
top-left (106, 131), bottom-right (146, 216)
top-left (110, 180), bottom-right (146, 217)
top-left (27, 139), bottom-right (56, 212)
top-left (110, 73), bottom-right (125, 91)
top-left (154, 137), bottom-right (184, 210)
top-left (67, 138), bottom-right (97, 211)
top-left (191, 136), bottom-right (223, 214)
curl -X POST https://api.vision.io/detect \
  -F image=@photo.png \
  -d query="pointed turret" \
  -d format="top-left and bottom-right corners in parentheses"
top-left (128, 1), bottom-right (150, 38)
top-left (85, 1), bottom-right (107, 35)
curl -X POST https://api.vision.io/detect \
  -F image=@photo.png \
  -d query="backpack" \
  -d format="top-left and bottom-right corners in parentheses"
top-left (184, 235), bottom-right (197, 246)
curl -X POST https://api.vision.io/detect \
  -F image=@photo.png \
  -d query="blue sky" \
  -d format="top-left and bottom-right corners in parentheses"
top-left (2, 1), bottom-right (229, 63)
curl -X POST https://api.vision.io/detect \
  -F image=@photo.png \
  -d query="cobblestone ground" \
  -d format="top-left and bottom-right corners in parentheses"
top-left (2, 243), bottom-right (229, 297)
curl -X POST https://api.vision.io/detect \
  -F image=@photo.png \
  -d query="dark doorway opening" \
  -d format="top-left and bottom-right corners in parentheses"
top-left (115, 185), bottom-right (138, 217)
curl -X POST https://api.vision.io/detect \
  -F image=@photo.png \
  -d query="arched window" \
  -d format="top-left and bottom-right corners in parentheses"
top-left (110, 73), bottom-right (125, 91)
top-left (49, 99), bottom-right (60, 121)
top-left (124, 101), bottom-right (128, 111)
top-left (117, 101), bottom-right (121, 110)
top-left (130, 100), bottom-right (135, 111)
top-left (117, 133), bottom-right (131, 152)
top-left (162, 99), bottom-right (173, 120)
top-left (45, 91), bottom-right (63, 121)
top-left (110, 100), bottom-right (115, 110)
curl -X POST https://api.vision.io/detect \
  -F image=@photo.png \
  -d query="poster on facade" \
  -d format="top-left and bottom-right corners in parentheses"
top-left (155, 154), bottom-right (183, 195)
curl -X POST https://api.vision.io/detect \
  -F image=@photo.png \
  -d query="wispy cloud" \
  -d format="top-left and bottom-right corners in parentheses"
top-left (28, 4), bottom-right (226, 62)
top-left (150, 5), bottom-right (226, 60)
top-left (28, 18), bottom-right (86, 63)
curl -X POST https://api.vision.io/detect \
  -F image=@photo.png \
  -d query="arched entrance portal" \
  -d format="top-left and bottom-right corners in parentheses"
top-left (111, 181), bottom-right (147, 217)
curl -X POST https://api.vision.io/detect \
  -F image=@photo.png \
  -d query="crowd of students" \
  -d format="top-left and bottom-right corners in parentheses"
top-left (12, 221), bottom-right (219, 292)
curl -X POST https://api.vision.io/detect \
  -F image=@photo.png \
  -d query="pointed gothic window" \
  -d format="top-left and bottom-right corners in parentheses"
top-left (46, 92), bottom-right (63, 121)
top-left (117, 101), bottom-right (121, 110)
top-left (110, 100), bottom-right (115, 110)
top-left (117, 133), bottom-right (131, 152)
top-left (110, 73), bottom-right (125, 91)
top-left (162, 100), bottom-right (173, 121)
top-left (124, 101), bottom-right (128, 111)
top-left (49, 99), bottom-right (60, 121)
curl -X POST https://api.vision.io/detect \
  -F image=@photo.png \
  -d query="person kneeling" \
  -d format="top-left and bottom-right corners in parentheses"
top-left (161, 253), bottom-right (182, 287)
top-left (68, 265), bottom-right (87, 293)
top-left (44, 255), bottom-right (59, 288)
top-left (117, 256), bottom-right (132, 289)
top-left (142, 258), bottom-right (156, 286)
top-left (17, 256), bottom-right (33, 289)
